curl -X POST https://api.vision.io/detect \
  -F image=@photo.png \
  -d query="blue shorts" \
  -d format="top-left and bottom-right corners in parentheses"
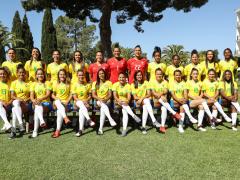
top-left (218, 98), bottom-right (222, 105)
top-left (42, 102), bottom-right (54, 111)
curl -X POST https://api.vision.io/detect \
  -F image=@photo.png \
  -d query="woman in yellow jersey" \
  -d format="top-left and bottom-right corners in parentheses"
top-left (202, 69), bottom-right (232, 129)
top-left (184, 50), bottom-right (203, 81)
top-left (92, 69), bottom-right (116, 135)
top-left (72, 70), bottom-right (95, 137)
top-left (51, 69), bottom-right (72, 138)
top-left (0, 67), bottom-right (14, 133)
top-left (201, 50), bottom-right (219, 80)
top-left (165, 55), bottom-right (184, 83)
top-left (112, 72), bottom-right (141, 137)
top-left (10, 64), bottom-right (31, 138)
top-left (131, 70), bottom-right (160, 135)
top-left (30, 68), bottom-right (52, 138)
top-left (151, 68), bottom-right (181, 133)
top-left (147, 46), bottom-right (166, 82)
top-left (219, 70), bottom-right (240, 131)
top-left (47, 50), bottom-right (68, 84)
top-left (1, 48), bottom-right (22, 82)
top-left (219, 48), bottom-right (238, 80)
top-left (186, 68), bottom-right (217, 131)
top-left (69, 51), bottom-right (89, 84)
top-left (169, 70), bottom-right (198, 133)
top-left (25, 48), bottom-right (46, 82)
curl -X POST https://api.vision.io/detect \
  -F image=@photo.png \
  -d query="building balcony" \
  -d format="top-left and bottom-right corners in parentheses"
top-left (235, 50), bottom-right (240, 57)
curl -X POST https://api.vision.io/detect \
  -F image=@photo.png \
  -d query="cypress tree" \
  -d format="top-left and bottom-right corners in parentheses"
top-left (41, 8), bottom-right (57, 63)
top-left (11, 11), bottom-right (24, 61)
top-left (0, 43), bottom-right (5, 64)
top-left (22, 14), bottom-right (34, 62)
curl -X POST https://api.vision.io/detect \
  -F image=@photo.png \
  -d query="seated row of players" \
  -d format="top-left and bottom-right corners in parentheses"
top-left (0, 46), bottom-right (239, 139)
top-left (0, 65), bottom-right (239, 139)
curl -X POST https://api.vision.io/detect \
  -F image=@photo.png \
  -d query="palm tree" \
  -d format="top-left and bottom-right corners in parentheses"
top-left (162, 44), bottom-right (190, 66)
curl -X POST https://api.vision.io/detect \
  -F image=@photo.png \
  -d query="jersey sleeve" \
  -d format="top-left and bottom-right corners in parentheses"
top-left (69, 64), bottom-right (73, 74)
top-left (47, 64), bottom-right (51, 74)
top-left (234, 82), bottom-right (238, 90)
top-left (91, 82), bottom-right (96, 91)
top-left (112, 83), bottom-right (117, 92)
top-left (147, 63), bottom-right (151, 73)
top-left (46, 81), bottom-right (52, 91)
top-left (30, 82), bottom-right (35, 92)
top-left (24, 61), bottom-right (30, 72)
top-left (107, 81), bottom-right (112, 90)
top-left (64, 63), bottom-right (69, 72)
top-left (165, 67), bottom-right (169, 76)
top-left (10, 81), bottom-right (15, 92)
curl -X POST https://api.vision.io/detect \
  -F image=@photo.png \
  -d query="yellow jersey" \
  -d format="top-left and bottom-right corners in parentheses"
top-left (112, 82), bottom-right (131, 101)
top-left (165, 65), bottom-right (184, 83)
top-left (150, 80), bottom-right (168, 94)
top-left (148, 62), bottom-right (167, 82)
top-left (202, 79), bottom-right (219, 98)
top-left (184, 63), bottom-right (204, 81)
top-left (69, 62), bottom-right (89, 84)
top-left (47, 62), bottom-right (68, 83)
top-left (30, 81), bottom-right (52, 102)
top-left (219, 81), bottom-right (238, 97)
top-left (200, 61), bottom-right (219, 77)
top-left (25, 60), bottom-right (44, 82)
top-left (92, 80), bottom-right (112, 99)
top-left (10, 80), bottom-right (30, 101)
top-left (169, 81), bottom-right (186, 99)
top-left (71, 82), bottom-right (91, 101)
top-left (1, 60), bottom-right (22, 82)
top-left (186, 80), bottom-right (202, 99)
top-left (0, 81), bottom-right (11, 102)
top-left (52, 82), bottom-right (71, 103)
top-left (131, 81), bottom-right (149, 98)
top-left (219, 59), bottom-right (238, 80)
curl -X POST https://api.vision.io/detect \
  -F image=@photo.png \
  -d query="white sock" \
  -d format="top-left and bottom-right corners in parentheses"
top-left (161, 106), bottom-right (167, 127)
top-left (198, 110), bottom-right (205, 127)
top-left (179, 112), bottom-right (185, 127)
top-left (231, 113), bottom-right (237, 126)
top-left (55, 99), bottom-right (67, 118)
top-left (12, 100), bottom-right (23, 125)
top-left (122, 105), bottom-right (140, 122)
top-left (56, 109), bottom-right (63, 131)
top-left (76, 100), bottom-right (90, 121)
top-left (12, 108), bottom-right (17, 128)
top-left (143, 98), bottom-right (156, 123)
top-left (99, 107), bottom-right (106, 131)
top-left (142, 105), bottom-right (148, 128)
top-left (182, 104), bottom-right (195, 120)
top-left (122, 108), bottom-right (128, 130)
top-left (159, 98), bottom-right (176, 115)
top-left (97, 101), bottom-right (115, 125)
top-left (79, 111), bottom-right (85, 131)
top-left (35, 105), bottom-right (45, 125)
top-left (202, 101), bottom-right (213, 119)
top-left (212, 109), bottom-right (218, 118)
top-left (33, 112), bottom-right (39, 133)
top-left (214, 102), bottom-right (230, 120)
top-left (0, 102), bottom-right (12, 129)
top-left (231, 102), bottom-right (240, 113)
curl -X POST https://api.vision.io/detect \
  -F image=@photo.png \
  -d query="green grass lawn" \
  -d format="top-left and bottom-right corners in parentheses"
top-left (0, 120), bottom-right (240, 180)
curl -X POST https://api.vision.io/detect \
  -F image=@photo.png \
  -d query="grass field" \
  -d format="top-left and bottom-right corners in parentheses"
top-left (0, 119), bottom-right (240, 180)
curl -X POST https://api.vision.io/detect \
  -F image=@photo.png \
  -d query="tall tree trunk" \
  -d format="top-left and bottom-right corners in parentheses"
top-left (99, 0), bottom-right (112, 58)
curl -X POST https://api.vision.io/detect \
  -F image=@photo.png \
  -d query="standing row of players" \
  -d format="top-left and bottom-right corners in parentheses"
top-left (0, 45), bottom-right (239, 138)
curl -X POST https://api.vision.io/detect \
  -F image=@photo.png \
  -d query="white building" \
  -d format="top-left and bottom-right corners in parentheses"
top-left (236, 8), bottom-right (240, 57)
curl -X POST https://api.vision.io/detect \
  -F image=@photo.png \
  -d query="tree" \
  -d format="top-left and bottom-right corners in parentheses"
top-left (162, 44), bottom-right (190, 65)
top-left (55, 16), bottom-right (97, 62)
top-left (22, 14), bottom-right (34, 61)
top-left (22, 0), bottom-right (208, 58)
top-left (41, 8), bottom-right (57, 64)
top-left (11, 11), bottom-right (24, 61)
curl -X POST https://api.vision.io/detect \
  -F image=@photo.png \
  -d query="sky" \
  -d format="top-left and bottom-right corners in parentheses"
top-left (0, 0), bottom-right (240, 59)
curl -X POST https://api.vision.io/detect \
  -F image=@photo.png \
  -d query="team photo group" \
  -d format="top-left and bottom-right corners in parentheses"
top-left (0, 44), bottom-right (239, 139)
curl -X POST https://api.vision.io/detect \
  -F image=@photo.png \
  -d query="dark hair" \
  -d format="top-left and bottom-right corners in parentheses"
top-left (155, 67), bottom-right (163, 74)
top-left (207, 68), bottom-right (216, 76)
top-left (174, 69), bottom-right (182, 75)
top-left (205, 50), bottom-right (216, 69)
top-left (134, 45), bottom-right (141, 50)
top-left (71, 50), bottom-right (85, 73)
top-left (52, 49), bottom-right (61, 55)
top-left (0, 67), bottom-right (10, 81)
top-left (113, 43), bottom-right (121, 51)
top-left (134, 70), bottom-right (144, 89)
top-left (96, 68), bottom-right (106, 90)
top-left (30, 47), bottom-right (43, 68)
top-left (57, 69), bottom-right (67, 84)
top-left (222, 70), bottom-right (234, 96)
top-left (172, 54), bottom-right (180, 60)
top-left (7, 48), bottom-right (16, 53)
top-left (152, 46), bottom-right (161, 57)
top-left (223, 48), bottom-right (234, 60)
top-left (190, 68), bottom-right (199, 80)
top-left (191, 49), bottom-right (199, 57)
top-left (118, 71), bottom-right (126, 77)
top-left (35, 68), bottom-right (46, 83)
top-left (17, 64), bottom-right (25, 72)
